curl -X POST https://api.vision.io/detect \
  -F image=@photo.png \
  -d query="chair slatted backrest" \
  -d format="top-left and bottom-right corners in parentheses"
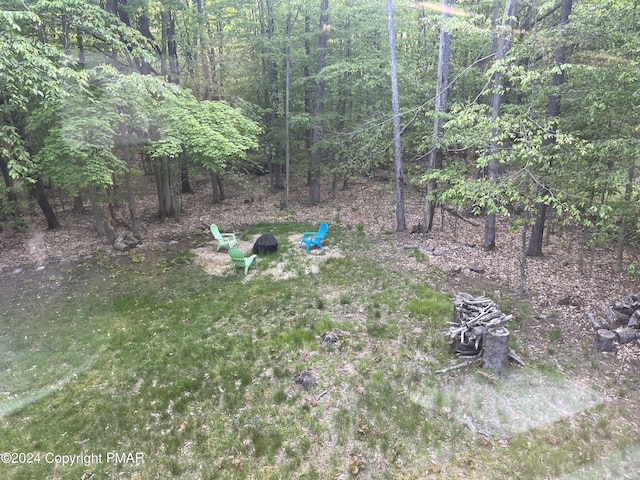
top-left (228, 248), bottom-right (245, 266)
top-left (316, 222), bottom-right (328, 239)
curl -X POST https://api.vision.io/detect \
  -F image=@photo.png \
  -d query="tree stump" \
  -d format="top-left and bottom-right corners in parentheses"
top-left (483, 326), bottom-right (510, 377)
top-left (614, 326), bottom-right (637, 344)
top-left (595, 329), bottom-right (616, 352)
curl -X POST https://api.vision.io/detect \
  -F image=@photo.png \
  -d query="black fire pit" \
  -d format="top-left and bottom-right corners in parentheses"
top-left (253, 234), bottom-right (278, 254)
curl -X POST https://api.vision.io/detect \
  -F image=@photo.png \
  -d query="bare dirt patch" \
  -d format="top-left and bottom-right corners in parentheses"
top-left (191, 236), bottom-right (260, 276)
top-left (190, 233), bottom-right (344, 279)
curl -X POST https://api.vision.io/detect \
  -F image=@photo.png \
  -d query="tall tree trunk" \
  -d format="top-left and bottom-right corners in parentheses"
top-left (194, 0), bottom-right (213, 100)
top-left (74, 19), bottom-right (87, 213)
top-left (332, 0), bottom-right (353, 198)
top-left (616, 165), bottom-right (634, 273)
top-left (72, 196), bottom-right (85, 213)
top-left (424, 0), bottom-right (453, 232)
top-left (160, 11), bottom-right (168, 76)
top-left (76, 27), bottom-right (86, 67)
top-left (271, 164), bottom-right (283, 189)
top-left (180, 153), bottom-right (193, 194)
top-left (135, 14), bottom-right (159, 75)
top-left (61, 12), bottom-right (70, 56)
top-left (155, 10), bottom-right (183, 220)
top-left (88, 185), bottom-right (106, 239)
top-left (387, 0), bottom-right (406, 232)
top-left (304, 14), bottom-right (312, 155)
top-left (484, 0), bottom-right (517, 251)
top-left (168, 11), bottom-right (179, 84)
top-left (283, 3), bottom-right (293, 208)
top-left (164, 10), bottom-right (179, 84)
top-left (527, 0), bottom-right (573, 256)
top-left (309, 0), bottom-right (329, 205)
top-left (518, 219), bottom-right (528, 295)
top-left (0, 157), bottom-right (17, 203)
top-left (210, 172), bottom-right (225, 203)
top-left (31, 179), bottom-right (60, 230)
top-left (120, 122), bottom-right (141, 238)
top-left (153, 156), bottom-right (181, 219)
top-left (214, 22), bottom-right (225, 99)
top-left (259, 0), bottom-right (282, 191)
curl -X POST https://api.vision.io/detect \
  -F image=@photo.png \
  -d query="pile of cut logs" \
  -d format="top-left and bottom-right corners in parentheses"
top-left (113, 233), bottom-right (140, 252)
top-left (449, 292), bottom-right (513, 357)
top-left (436, 292), bottom-right (524, 376)
top-left (589, 292), bottom-right (640, 352)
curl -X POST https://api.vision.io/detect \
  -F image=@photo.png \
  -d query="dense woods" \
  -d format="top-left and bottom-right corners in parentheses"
top-left (1, 0), bottom-right (639, 279)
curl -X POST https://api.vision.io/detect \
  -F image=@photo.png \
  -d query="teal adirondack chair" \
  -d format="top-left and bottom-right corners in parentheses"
top-left (210, 224), bottom-right (237, 251)
top-left (300, 222), bottom-right (328, 252)
top-left (228, 248), bottom-right (257, 276)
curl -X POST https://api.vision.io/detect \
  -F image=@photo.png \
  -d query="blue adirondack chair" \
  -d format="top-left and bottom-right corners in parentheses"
top-left (210, 224), bottom-right (237, 251)
top-left (228, 248), bottom-right (257, 276)
top-left (300, 222), bottom-right (328, 252)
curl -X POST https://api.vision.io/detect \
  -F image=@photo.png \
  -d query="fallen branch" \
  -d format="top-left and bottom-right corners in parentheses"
top-left (435, 359), bottom-right (478, 374)
top-left (442, 205), bottom-right (481, 227)
top-left (508, 348), bottom-right (526, 366)
top-left (316, 389), bottom-right (330, 401)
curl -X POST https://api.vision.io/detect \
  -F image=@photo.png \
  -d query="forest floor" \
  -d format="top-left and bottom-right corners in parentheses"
top-left (2, 171), bottom-right (640, 478)
top-left (1, 171), bottom-right (639, 377)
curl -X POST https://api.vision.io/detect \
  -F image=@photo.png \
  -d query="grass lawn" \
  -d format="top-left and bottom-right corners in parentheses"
top-left (1, 222), bottom-right (639, 479)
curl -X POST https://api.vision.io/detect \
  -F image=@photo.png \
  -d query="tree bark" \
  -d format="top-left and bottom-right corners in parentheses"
top-left (304, 14), bottom-right (312, 154)
top-left (616, 165), bottom-right (634, 273)
top-left (180, 153), bottom-right (193, 194)
top-left (161, 10), bottom-right (179, 84)
top-left (153, 156), bottom-right (181, 219)
top-left (120, 122), bottom-right (141, 238)
top-left (72, 196), bottom-right (85, 213)
top-left (484, 0), bottom-right (517, 251)
top-left (31, 179), bottom-right (60, 230)
top-left (195, 0), bottom-right (212, 100)
top-left (527, 0), bottom-right (573, 256)
top-left (424, 0), bottom-right (453, 232)
top-left (61, 11), bottom-right (70, 56)
top-left (211, 172), bottom-right (225, 203)
top-left (88, 185), bottom-right (105, 238)
top-left (283, 3), bottom-right (293, 208)
top-left (483, 326), bottom-right (510, 377)
top-left (0, 157), bottom-right (16, 203)
top-left (387, 0), bottom-right (405, 232)
top-left (309, 0), bottom-right (329, 205)
top-left (615, 326), bottom-right (637, 344)
top-left (595, 329), bottom-right (615, 352)
top-left (167, 11), bottom-right (179, 84)
top-left (135, 13), bottom-right (159, 75)
top-left (518, 220), bottom-right (528, 296)
top-left (88, 185), bottom-right (115, 242)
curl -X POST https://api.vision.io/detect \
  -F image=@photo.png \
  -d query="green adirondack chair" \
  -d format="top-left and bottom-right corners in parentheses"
top-left (228, 248), bottom-right (257, 276)
top-left (210, 224), bottom-right (237, 251)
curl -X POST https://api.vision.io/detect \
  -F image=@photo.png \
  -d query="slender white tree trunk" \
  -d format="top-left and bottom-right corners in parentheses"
top-left (424, 0), bottom-right (453, 232)
top-left (387, 0), bottom-right (406, 232)
top-left (484, 0), bottom-right (517, 250)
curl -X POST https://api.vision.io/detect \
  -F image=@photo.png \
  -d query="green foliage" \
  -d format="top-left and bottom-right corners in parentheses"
top-left (147, 93), bottom-right (262, 173)
top-left (625, 259), bottom-right (640, 279)
top-left (0, 184), bottom-right (28, 231)
top-left (1, 0), bottom-right (640, 265)
top-left (32, 96), bottom-right (124, 192)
